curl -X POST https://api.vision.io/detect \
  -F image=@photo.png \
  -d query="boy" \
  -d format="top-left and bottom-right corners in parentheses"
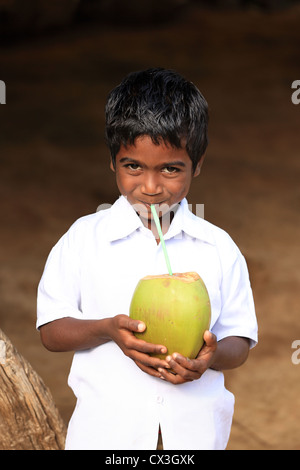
top-left (37, 68), bottom-right (258, 450)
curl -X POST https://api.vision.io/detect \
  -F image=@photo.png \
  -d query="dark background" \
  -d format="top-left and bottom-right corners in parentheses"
top-left (1, 0), bottom-right (300, 449)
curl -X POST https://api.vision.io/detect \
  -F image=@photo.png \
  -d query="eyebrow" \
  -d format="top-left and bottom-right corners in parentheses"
top-left (119, 157), bottom-right (186, 168)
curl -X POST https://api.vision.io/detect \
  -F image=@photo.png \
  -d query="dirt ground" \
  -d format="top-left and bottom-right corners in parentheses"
top-left (1, 5), bottom-right (300, 450)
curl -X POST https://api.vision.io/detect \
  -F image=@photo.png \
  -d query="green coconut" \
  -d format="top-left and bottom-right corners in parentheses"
top-left (129, 272), bottom-right (211, 360)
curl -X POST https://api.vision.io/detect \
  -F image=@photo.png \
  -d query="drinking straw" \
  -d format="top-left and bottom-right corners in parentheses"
top-left (151, 204), bottom-right (173, 276)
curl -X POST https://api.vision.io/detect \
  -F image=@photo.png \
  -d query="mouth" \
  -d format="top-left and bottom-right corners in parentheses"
top-left (137, 200), bottom-right (167, 209)
top-left (134, 200), bottom-right (174, 220)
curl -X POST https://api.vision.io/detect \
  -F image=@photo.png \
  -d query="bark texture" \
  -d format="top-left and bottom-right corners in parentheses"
top-left (0, 328), bottom-right (66, 450)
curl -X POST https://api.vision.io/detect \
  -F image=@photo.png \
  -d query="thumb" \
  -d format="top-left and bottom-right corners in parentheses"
top-left (127, 317), bottom-right (146, 333)
top-left (203, 330), bottom-right (217, 347)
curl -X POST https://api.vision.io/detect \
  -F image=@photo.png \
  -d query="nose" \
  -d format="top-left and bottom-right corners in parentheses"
top-left (141, 172), bottom-right (163, 196)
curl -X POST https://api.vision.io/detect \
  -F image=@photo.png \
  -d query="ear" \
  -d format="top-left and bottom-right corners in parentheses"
top-left (110, 158), bottom-right (116, 172)
top-left (193, 154), bottom-right (206, 177)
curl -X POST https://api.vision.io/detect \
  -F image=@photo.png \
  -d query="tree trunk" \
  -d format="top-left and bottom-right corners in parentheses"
top-left (0, 328), bottom-right (66, 450)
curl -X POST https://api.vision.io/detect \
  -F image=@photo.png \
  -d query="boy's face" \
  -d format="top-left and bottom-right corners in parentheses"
top-left (111, 136), bottom-right (203, 230)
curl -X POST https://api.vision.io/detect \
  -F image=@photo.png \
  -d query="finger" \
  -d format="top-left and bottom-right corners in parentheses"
top-left (168, 353), bottom-right (197, 370)
top-left (120, 317), bottom-right (168, 355)
top-left (136, 361), bottom-right (164, 379)
top-left (126, 331), bottom-right (168, 356)
top-left (157, 367), bottom-right (186, 385)
top-left (167, 353), bottom-right (199, 372)
top-left (135, 340), bottom-right (167, 354)
top-left (120, 315), bottom-right (146, 333)
top-left (130, 349), bottom-right (170, 370)
top-left (203, 330), bottom-right (217, 348)
top-left (165, 354), bottom-right (201, 381)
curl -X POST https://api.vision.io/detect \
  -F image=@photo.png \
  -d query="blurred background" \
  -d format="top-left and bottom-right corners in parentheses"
top-left (0, 0), bottom-right (300, 450)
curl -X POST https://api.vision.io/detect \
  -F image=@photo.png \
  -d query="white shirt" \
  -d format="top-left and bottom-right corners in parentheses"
top-left (37, 196), bottom-right (258, 450)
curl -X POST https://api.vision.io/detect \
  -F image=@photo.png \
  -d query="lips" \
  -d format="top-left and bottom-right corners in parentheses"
top-left (138, 200), bottom-right (167, 208)
top-left (132, 200), bottom-right (168, 219)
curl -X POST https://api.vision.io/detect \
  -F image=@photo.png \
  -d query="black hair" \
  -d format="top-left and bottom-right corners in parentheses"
top-left (105, 68), bottom-right (208, 174)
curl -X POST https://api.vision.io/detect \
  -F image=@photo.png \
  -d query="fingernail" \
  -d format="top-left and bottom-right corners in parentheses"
top-left (137, 322), bottom-right (145, 332)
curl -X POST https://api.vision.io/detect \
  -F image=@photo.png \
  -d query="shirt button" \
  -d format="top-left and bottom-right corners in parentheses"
top-left (156, 396), bottom-right (164, 404)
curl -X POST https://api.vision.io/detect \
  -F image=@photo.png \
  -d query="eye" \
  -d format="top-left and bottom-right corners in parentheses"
top-left (162, 166), bottom-right (180, 174)
top-left (124, 163), bottom-right (141, 171)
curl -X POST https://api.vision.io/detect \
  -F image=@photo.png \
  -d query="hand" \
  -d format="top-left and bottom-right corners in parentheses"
top-left (108, 315), bottom-right (170, 378)
top-left (157, 331), bottom-right (217, 385)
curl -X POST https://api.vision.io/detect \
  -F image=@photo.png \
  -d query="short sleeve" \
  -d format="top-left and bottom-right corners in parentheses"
top-left (36, 229), bottom-right (83, 329)
top-left (211, 251), bottom-right (258, 349)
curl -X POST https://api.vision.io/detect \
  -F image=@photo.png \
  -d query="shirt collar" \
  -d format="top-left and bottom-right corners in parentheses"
top-left (106, 195), bottom-right (215, 245)
top-left (106, 196), bottom-right (144, 242)
top-left (164, 198), bottom-right (215, 245)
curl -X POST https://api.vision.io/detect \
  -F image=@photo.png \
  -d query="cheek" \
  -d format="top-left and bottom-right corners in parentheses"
top-left (116, 172), bottom-right (134, 192)
top-left (168, 177), bottom-right (191, 197)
